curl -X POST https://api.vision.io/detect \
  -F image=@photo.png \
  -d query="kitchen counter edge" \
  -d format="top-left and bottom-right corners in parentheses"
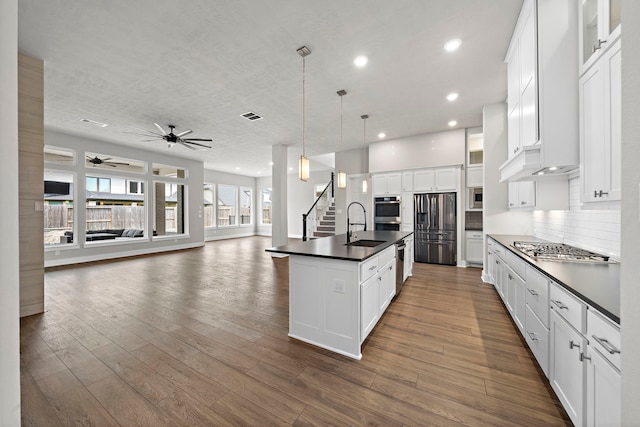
top-left (265, 231), bottom-right (413, 262)
top-left (488, 234), bottom-right (620, 324)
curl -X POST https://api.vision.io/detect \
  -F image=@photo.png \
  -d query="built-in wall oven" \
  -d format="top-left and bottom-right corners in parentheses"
top-left (374, 196), bottom-right (401, 231)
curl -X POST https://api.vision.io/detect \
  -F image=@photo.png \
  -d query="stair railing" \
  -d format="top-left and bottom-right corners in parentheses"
top-left (302, 172), bottom-right (334, 241)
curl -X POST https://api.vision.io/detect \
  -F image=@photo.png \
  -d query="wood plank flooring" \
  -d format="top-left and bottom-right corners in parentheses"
top-left (21, 236), bottom-right (572, 426)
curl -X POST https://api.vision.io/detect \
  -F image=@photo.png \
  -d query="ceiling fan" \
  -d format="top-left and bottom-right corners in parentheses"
top-left (86, 155), bottom-right (130, 167)
top-left (128, 123), bottom-right (213, 150)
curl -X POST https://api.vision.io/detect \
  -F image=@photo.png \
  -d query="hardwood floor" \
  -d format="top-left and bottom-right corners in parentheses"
top-left (21, 236), bottom-right (571, 426)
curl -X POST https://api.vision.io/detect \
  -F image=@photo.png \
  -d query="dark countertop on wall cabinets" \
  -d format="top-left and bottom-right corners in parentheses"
top-left (488, 234), bottom-right (620, 324)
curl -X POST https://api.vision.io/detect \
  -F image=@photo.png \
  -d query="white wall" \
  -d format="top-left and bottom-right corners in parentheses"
top-left (368, 129), bottom-right (466, 173)
top-left (621, 1), bottom-right (640, 423)
top-left (533, 177), bottom-right (621, 258)
top-left (0, 0), bottom-right (21, 423)
top-left (203, 169), bottom-right (257, 241)
top-left (336, 147), bottom-right (368, 233)
top-left (44, 130), bottom-right (205, 266)
top-left (482, 103), bottom-right (532, 276)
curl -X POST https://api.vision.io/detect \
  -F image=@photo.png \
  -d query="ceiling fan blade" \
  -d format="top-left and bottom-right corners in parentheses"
top-left (184, 140), bottom-right (212, 149)
top-left (177, 141), bottom-right (197, 150)
top-left (176, 129), bottom-right (193, 137)
top-left (105, 161), bottom-right (130, 166)
top-left (105, 163), bottom-right (117, 167)
top-left (140, 139), bottom-right (160, 142)
top-left (124, 131), bottom-right (163, 138)
top-left (184, 138), bottom-right (213, 142)
top-left (154, 123), bottom-right (167, 135)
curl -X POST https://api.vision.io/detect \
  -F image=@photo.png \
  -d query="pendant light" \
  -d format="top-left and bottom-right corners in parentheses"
top-left (297, 46), bottom-right (311, 182)
top-left (336, 90), bottom-right (347, 189)
top-left (361, 114), bottom-right (369, 194)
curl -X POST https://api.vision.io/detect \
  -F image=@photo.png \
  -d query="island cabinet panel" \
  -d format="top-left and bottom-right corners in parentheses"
top-left (289, 256), bottom-right (361, 359)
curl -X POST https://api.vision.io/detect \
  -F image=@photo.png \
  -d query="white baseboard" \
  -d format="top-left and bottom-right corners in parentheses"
top-left (44, 241), bottom-right (204, 267)
top-left (481, 270), bottom-right (493, 283)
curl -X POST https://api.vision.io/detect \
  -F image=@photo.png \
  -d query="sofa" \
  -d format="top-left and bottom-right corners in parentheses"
top-left (64, 228), bottom-right (148, 242)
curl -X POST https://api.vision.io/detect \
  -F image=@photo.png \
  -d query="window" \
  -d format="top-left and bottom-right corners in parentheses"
top-left (217, 185), bottom-right (237, 227)
top-left (128, 180), bottom-right (144, 195)
top-left (86, 176), bottom-right (112, 193)
top-left (261, 188), bottom-right (272, 225)
top-left (203, 183), bottom-right (215, 228)
top-left (85, 173), bottom-right (145, 241)
top-left (44, 170), bottom-right (74, 246)
top-left (240, 187), bottom-right (252, 225)
top-left (154, 182), bottom-right (186, 236)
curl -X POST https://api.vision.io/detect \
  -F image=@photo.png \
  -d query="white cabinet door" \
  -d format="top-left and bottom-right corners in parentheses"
top-left (386, 174), bottom-right (402, 195)
top-left (508, 105), bottom-right (521, 158)
top-left (514, 271), bottom-right (526, 334)
top-left (378, 260), bottom-right (395, 313)
top-left (550, 309), bottom-right (586, 427)
top-left (372, 174), bottom-right (388, 196)
top-left (487, 248), bottom-right (497, 286)
top-left (465, 232), bottom-right (483, 264)
top-left (505, 266), bottom-right (516, 316)
top-left (435, 168), bottom-right (456, 191)
top-left (580, 38), bottom-right (621, 203)
top-left (360, 273), bottom-right (379, 343)
top-left (586, 347), bottom-right (621, 427)
top-left (401, 171), bottom-right (413, 192)
top-left (401, 192), bottom-right (413, 225)
top-left (579, 0), bottom-right (621, 75)
top-left (413, 170), bottom-right (435, 192)
top-left (508, 181), bottom-right (536, 209)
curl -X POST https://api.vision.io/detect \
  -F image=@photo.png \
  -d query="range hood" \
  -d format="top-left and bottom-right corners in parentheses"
top-left (499, 145), bottom-right (578, 182)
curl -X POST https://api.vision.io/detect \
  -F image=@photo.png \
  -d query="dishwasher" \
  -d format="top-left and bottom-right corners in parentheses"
top-left (395, 239), bottom-right (407, 296)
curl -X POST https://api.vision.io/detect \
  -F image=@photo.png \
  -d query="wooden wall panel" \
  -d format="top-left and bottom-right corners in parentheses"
top-left (18, 53), bottom-right (44, 317)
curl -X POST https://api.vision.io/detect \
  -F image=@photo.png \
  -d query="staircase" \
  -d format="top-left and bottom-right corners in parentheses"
top-left (312, 202), bottom-right (336, 238)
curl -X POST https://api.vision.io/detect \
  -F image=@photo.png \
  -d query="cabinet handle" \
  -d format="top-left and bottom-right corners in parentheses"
top-left (591, 335), bottom-right (621, 355)
top-left (527, 288), bottom-right (538, 296)
top-left (508, 274), bottom-right (513, 280)
top-left (580, 352), bottom-right (591, 362)
top-left (509, 203), bottom-right (515, 207)
top-left (369, 265), bottom-right (377, 271)
top-left (551, 299), bottom-right (568, 310)
top-left (598, 190), bottom-right (609, 197)
top-left (495, 260), bottom-right (499, 264)
top-left (569, 340), bottom-right (580, 350)
top-left (388, 265), bottom-right (393, 271)
top-left (527, 331), bottom-right (538, 341)
top-left (592, 39), bottom-right (607, 53)
top-left (594, 190), bottom-right (599, 198)
top-left (378, 276), bottom-right (382, 281)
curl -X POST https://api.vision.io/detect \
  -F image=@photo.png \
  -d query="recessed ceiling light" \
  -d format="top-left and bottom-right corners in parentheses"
top-left (444, 38), bottom-right (462, 52)
top-left (269, 161), bottom-right (274, 166)
top-left (448, 120), bottom-right (457, 127)
top-left (235, 166), bottom-right (240, 170)
top-left (80, 118), bottom-right (107, 127)
top-left (289, 167), bottom-right (293, 171)
top-left (378, 132), bottom-right (386, 139)
top-left (354, 56), bottom-right (368, 67)
top-left (446, 92), bottom-right (459, 101)
top-left (549, 166), bottom-right (558, 171)
top-left (257, 171), bottom-right (262, 174)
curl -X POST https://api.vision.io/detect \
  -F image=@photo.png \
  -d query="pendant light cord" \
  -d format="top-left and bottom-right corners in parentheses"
top-left (302, 55), bottom-right (306, 158)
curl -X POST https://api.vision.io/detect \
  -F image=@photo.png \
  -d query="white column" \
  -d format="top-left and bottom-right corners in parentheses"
top-left (0, 0), bottom-right (21, 423)
top-left (621, 1), bottom-right (640, 423)
top-left (271, 144), bottom-right (288, 251)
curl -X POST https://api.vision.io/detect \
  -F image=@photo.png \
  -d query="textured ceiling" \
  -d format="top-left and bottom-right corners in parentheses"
top-left (18, 0), bottom-right (522, 177)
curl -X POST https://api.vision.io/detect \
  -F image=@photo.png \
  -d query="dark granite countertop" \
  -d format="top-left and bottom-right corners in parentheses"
top-left (266, 231), bottom-right (413, 262)
top-left (488, 234), bottom-right (620, 324)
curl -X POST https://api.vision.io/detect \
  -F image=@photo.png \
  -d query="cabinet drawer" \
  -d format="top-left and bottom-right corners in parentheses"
top-left (550, 283), bottom-right (586, 333)
top-left (588, 309), bottom-right (621, 370)
top-left (360, 255), bottom-right (379, 282)
top-left (506, 249), bottom-right (526, 279)
top-left (378, 246), bottom-right (395, 267)
top-left (493, 243), bottom-right (506, 260)
top-left (487, 238), bottom-right (495, 250)
top-left (466, 231), bottom-right (483, 239)
top-left (525, 305), bottom-right (549, 377)
top-left (525, 266), bottom-right (550, 327)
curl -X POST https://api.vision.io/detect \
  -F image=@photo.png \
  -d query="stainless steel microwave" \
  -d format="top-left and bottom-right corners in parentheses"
top-left (469, 187), bottom-right (483, 209)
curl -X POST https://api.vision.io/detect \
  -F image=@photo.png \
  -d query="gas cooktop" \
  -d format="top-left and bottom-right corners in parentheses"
top-left (512, 241), bottom-right (612, 262)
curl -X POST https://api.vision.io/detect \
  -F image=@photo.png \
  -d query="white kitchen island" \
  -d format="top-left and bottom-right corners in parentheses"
top-left (266, 231), bottom-right (413, 360)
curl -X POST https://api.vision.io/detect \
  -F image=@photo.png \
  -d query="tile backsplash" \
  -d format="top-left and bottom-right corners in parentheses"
top-left (533, 177), bottom-right (620, 259)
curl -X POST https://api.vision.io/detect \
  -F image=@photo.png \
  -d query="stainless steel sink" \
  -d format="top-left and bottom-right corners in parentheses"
top-left (345, 239), bottom-right (386, 247)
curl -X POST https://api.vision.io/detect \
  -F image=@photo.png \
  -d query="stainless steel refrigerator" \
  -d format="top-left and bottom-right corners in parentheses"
top-left (414, 192), bottom-right (457, 265)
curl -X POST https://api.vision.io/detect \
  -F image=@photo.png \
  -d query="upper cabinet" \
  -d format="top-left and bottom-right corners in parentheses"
top-left (579, 0), bottom-right (621, 75)
top-left (580, 38), bottom-right (621, 203)
top-left (414, 167), bottom-right (457, 193)
top-left (500, 0), bottom-right (579, 182)
top-left (372, 173), bottom-right (401, 196)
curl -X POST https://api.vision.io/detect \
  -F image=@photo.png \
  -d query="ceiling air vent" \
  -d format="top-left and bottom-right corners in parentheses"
top-left (241, 112), bottom-right (263, 121)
